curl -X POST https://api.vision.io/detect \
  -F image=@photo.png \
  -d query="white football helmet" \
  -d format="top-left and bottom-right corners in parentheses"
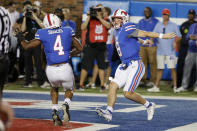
top-left (111, 9), bottom-right (129, 29)
top-left (43, 14), bottom-right (61, 29)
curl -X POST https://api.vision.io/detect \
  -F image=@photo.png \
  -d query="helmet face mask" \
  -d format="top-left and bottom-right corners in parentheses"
top-left (43, 14), bottom-right (61, 29)
top-left (112, 17), bottom-right (123, 29)
top-left (111, 9), bottom-right (129, 29)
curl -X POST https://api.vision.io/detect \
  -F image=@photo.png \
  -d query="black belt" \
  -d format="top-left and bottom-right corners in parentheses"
top-left (120, 60), bottom-right (136, 70)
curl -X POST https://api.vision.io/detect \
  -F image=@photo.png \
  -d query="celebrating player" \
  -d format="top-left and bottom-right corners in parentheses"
top-left (96, 9), bottom-right (176, 121)
top-left (20, 14), bottom-right (82, 126)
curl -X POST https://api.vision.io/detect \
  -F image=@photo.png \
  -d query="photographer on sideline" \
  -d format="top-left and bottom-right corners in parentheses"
top-left (16, 0), bottom-right (45, 88)
top-left (79, 4), bottom-right (110, 91)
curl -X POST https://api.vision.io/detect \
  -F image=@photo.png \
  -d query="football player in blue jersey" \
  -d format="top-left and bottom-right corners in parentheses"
top-left (96, 9), bottom-right (176, 121)
top-left (20, 14), bottom-right (82, 126)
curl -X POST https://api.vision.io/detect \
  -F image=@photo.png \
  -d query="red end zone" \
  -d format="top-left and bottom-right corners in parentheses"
top-left (8, 118), bottom-right (93, 131)
top-left (9, 102), bottom-right (34, 106)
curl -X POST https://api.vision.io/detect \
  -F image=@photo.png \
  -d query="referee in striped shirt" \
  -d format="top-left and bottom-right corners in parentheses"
top-left (0, 6), bottom-right (11, 99)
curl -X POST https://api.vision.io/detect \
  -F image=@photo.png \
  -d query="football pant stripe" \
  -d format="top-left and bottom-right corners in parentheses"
top-left (131, 60), bottom-right (144, 92)
top-left (128, 60), bottom-right (140, 92)
top-left (129, 60), bottom-right (143, 92)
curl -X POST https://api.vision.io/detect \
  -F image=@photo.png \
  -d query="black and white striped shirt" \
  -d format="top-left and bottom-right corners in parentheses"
top-left (0, 6), bottom-right (11, 54)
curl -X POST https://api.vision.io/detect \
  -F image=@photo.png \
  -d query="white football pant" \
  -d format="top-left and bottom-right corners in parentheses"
top-left (112, 60), bottom-right (145, 92)
top-left (46, 63), bottom-right (74, 91)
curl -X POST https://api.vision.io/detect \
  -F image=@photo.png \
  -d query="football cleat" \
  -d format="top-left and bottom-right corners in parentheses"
top-left (147, 102), bottom-right (156, 121)
top-left (96, 108), bottom-right (112, 122)
top-left (62, 103), bottom-right (70, 123)
top-left (52, 109), bottom-right (63, 126)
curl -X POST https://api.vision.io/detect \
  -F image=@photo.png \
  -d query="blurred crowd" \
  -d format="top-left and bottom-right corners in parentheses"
top-left (1, 0), bottom-right (197, 93)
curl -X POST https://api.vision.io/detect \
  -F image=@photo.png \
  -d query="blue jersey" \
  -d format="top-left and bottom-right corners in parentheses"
top-left (35, 27), bottom-right (75, 65)
top-left (138, 17), bottom-right (158, 47)
top-left (61, 20), bottom-right (76, 32)
top-left (114, 22), bottom-right (140, 64)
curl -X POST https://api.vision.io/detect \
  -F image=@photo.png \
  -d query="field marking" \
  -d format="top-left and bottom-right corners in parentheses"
top-left (11, 118), bottom-right (119, 131)
top-left (4, 90), bottom-right (197, 100)
top-left (67, 121), bottom-right (119, 131)
top-left (5, 98), bottom-right (166, 113)
top-left (4, 90), bottom-right (197, 131)
top-left (115, 105), bottom-right (166, 113)
top-left (166, 122), bottom-right (197, 131)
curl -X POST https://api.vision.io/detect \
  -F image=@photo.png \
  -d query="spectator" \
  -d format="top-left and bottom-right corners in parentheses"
top-left (6, 1), bottom-right (20, 82)
top-left (177, 23), bottom-right (197, 92)
top-left (85, 6), bottom-right (112, 90)
top-left (62, 8), bottom-right (76, 32)
top-left (61, 7), bottom-right (79, 81)
top-left (0, 6), bottom-right (11, 98)
top-left (7, 1), bottom-right (20, 35)
top-left (33, 1), bottom-right (46, 20)
top-left (17, 0), bottom-right (45, 88)
top-left (138, 7), bottom-right (158, 87)
top-left (147, 8), bottom-right (181, 93)
top-left (54, 8), bottom-right (64, 22)
top-left (33, 1), bottom-right (51, 89)
top-left (177, 9), bottom-right (196, 88)
top-left (79, 4), bottom-right (110, 91)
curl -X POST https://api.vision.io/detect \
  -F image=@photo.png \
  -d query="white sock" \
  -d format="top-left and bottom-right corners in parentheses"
top-left (107, 106), bottom-right (113, 114)
top-left (144, 101), bottom-right (151, 108)
top-left (64, 98), bottom-right (71, 105)
top-left (52, 104), bottom-right (58, 111)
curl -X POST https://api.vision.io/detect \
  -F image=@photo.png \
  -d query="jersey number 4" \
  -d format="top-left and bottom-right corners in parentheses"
top-left (53, 35), bottom-right (64, 55)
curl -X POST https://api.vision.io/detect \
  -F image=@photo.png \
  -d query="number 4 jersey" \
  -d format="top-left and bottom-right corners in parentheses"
top-left (35, 27), bottom-right (75, 65)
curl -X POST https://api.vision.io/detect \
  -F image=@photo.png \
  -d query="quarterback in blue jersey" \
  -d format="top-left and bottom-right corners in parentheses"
top-left (21, 14), bottom-right (82, 126)
top-left (96, 9), bottom-right (176, 121)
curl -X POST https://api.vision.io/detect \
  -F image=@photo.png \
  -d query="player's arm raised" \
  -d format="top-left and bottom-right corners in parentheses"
top-left (21, 39), bottom-right (41, 50)
top-left (70, 37), bottom-right (83, 56)
top-left (128, 29), bottom-right (176, 39)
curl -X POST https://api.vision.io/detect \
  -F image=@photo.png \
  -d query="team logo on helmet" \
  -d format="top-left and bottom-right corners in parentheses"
top-left (43, 14), bottom-right (61, 29)
top-left (111, 9), bottom-right (129, 29)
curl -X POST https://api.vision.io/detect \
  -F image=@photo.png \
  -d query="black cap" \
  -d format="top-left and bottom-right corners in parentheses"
top-left (23, 0), bottom-right (32, 6)
top-left (188, 9), bottom-right (196, 15)
top-left (54, 8), bottom-right (62, 14)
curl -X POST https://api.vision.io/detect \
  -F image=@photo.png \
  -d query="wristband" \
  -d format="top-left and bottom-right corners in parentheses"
top-left (142, 40), bottom-right (148, 45)
top-left (159, 34), bottom-right (163, 39)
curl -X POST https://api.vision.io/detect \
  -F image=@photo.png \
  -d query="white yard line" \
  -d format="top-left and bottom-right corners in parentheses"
top-left (115, 105), bottom-right (166, 113)
top-left (4, 90), bottom-right (197, 100)
top-left (68, 121), bottom-right (119, 131)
